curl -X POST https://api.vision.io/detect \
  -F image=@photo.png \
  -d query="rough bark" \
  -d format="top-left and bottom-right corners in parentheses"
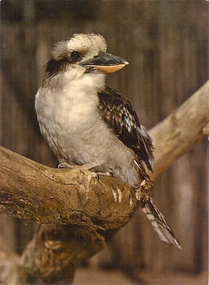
top-left (0, 147), bottom-right (140, 285)
top-left (0, 146), bottom-right (138, 228)
top-left (0, 81), bottom-right (208, 284)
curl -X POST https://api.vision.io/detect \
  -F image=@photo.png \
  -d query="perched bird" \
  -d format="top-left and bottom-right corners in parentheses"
top-left (35, 33), bottom-right (181, 249)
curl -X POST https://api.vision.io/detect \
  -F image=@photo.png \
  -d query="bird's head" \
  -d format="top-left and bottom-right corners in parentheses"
top-left (43, 33), bottom-right (129, 82)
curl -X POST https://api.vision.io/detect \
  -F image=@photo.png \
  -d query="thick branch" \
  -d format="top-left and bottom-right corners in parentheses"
top-left (0, 147), bottom-right (140, 284)
top-left (0, 80), bottom-right (208, 284)
top-left (0, 146), bottom-right (138, 229)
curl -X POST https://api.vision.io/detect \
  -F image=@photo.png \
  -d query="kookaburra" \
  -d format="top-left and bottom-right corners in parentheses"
top-left (35, 33), bottom-right (181, 249)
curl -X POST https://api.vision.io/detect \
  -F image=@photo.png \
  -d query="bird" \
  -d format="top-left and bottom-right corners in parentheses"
top-left (35, 33), bottom-right (181, 249)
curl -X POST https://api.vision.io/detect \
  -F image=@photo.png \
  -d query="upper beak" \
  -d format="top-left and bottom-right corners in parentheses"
top-left (80, 51), bottom-right (129, 73)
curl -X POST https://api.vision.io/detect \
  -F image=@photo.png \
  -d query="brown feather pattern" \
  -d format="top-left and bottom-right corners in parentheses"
top-left (98, 86), bottom-right (154, 171)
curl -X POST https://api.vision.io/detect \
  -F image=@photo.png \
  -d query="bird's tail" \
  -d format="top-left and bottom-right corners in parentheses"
top-left (140, 196), bottom-right (182, 249)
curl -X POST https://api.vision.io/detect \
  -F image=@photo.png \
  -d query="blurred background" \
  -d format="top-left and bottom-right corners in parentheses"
top-left (0, 1), bottom-right (208, 284)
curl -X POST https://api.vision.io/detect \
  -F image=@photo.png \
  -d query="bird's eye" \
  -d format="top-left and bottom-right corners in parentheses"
top-left (71, 51), bottom-right (82, 63)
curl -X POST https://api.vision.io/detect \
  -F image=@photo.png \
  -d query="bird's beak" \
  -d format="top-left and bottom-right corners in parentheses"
top-left (80, 51), bottom-right (129, 73)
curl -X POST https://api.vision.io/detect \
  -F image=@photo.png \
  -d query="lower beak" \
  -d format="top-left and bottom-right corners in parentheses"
top-left (80, 51), bottom-right (129, 73)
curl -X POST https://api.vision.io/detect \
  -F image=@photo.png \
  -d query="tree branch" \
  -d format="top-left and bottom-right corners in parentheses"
top-left (0, 147), bottom-right (140, 284)
top-left (0, 80), bottom-right (208, 284)
top-left (0, 146), bottom-right (138, 229)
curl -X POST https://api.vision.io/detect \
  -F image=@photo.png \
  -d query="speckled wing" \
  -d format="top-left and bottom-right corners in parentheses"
top-left (97, 86), bottom-right (154, 171)
top-left (98, 86), bottom-right (182, 249)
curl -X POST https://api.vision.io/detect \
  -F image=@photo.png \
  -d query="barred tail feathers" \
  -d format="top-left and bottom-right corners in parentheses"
top-left (141, 197), bottom-right (182, 249)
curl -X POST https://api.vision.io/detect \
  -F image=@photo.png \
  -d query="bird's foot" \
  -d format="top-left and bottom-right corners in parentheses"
top-left (90, 170), bottom-right (114, 183)
top-left (58, 162), bottom-right (113, 176)
top-left (58, 162), bottom-right (99, 169)
top-left (90, 171), bottom-right (99, 181)
top-left (96, 171), bottom-right (113, 177)
top-left (58, 162), bottom-right (75, 168)
top-left (88, 171), bottom-right (113, 181)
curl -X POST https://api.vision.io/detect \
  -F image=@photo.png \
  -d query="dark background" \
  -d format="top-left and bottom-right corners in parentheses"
top-left (0, 0), bottom-right (208, 283)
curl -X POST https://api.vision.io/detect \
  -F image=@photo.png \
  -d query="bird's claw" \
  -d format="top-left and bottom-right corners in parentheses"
top-left (91, 172), bottom-right (99, 181)
top-left (57, 162), bottom-right (73, 168)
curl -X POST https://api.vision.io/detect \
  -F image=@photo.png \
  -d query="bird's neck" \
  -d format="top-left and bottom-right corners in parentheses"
top-left (72, 72), bottom-right (106, 93)
top-left (43, 69), bottom-right (106, 95)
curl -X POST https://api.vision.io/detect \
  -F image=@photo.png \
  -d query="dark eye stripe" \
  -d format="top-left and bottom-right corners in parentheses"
top-left (45, 57), bottom-right (70, 78)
